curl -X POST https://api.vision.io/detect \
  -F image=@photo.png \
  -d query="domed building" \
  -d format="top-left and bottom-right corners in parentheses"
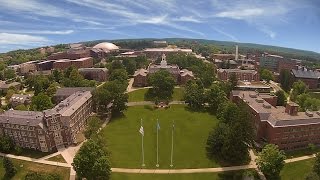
top-left (90, 42), bottom-right (119, 59)
top-left (92, 42), bottom-right (119, 51)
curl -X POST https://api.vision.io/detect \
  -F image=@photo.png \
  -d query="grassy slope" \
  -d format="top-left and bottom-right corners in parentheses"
top-left (47, 154), bottom-right (67, 163)
top-left (280, 158), bottom-right (315, 180)
top-left (101, 105), bottom-right (218, 169)
top-left (0, 157), bottom-right (70, 179)
top-left (128, 88), bottom-right (184, 102)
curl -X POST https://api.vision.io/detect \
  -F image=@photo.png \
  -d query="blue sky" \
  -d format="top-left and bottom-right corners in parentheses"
top-left (0, 0), bottom-right (319, 53)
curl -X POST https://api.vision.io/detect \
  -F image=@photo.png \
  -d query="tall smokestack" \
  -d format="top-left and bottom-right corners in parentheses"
top-left (235, 45), bottom-right (239, 61)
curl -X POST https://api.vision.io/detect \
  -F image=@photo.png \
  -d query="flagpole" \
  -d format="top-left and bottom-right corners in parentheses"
top-left (141, 118), bottom-right (145, 167)
top-left (170, 120), bottom-right (174, 167)
top-left (156, 119), bottom-right (159, 167)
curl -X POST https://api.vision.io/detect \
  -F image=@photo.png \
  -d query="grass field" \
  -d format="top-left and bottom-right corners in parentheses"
top-left (128, 88), bottom-right (185, 102)
top-left (111, 170), bottom-right (259, 180)
top-left (0, 157), bottom-right (70, 179)
top-left (47, 154), bottom-right (67, 163)
top-left (280, 158), bottom-right (315, 180)
top-left (101, 105), bottom-right (218, 169)
top-left (309, 92), bottom-right (320, 100)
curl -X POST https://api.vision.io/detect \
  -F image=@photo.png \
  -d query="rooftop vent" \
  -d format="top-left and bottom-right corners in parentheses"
top-left (306, 111), bottom-right (314, 117)
top-left (316, 111), bottom-right (320, 116)
top-left (263, 103), bottom-right (271, 109)
top-left (256, 98), bottom-right (264, 103)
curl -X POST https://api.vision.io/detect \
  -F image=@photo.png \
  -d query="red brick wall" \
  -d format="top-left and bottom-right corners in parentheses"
top-left (295, 77), bottom-right (318, 89)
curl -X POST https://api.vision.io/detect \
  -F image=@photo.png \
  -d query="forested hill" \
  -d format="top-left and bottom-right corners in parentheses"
top-left (86, 38), bottom-right (320, 63)
top-left (1, 38), bottom-right (319, 65)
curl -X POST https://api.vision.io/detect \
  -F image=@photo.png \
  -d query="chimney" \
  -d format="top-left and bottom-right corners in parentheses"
top-left (235, 45), bottom-right (239, 61)
top-left (285, 102), bottom-right (299, 116)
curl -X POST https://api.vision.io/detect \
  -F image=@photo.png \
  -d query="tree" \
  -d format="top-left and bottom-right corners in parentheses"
top-left (206, 101), bottom-right (254, 164)
top-left (15, 104), bottom-right (28, 111)
top-left (31, 92), bottom-right (53, 111)
top-left (109, 69), bottom-right (128, 82)
top-left (205, 84), bottom-right (227, 114)
top-left (305, 172), bottom-right (320, 180)
top-left (260, 69), bottom-right (274, 82)
top-left (229, 73), bottom-right (238, 90)
top-left (256, 144), bottom-right (286, 179)
top-left (72, 140), bottom-right (111, 180)
top-left (148, 70), bottom-right (175, 100)
top-left (123, 59), bottom-right (137, 75)
top-left (46, 83), bottom-right (58, 97)
top-left (275, 90), bottom-right (286, 106)
top-left (279, 69), bottom-right (293, 92)
top-left (84, 116), bottom-right (102, 139)
top-left (3, 157), bottom-right (17, 178)
top-left (3, 68), bottom-right (16, 80)
top-left (291, 80), bottom-right (308, 101)
top-left (5, 89), bottom-right (15, 101)
top-left (184, 80), bottom-right (205, 109)
top-left (111, 93), bottom-right (128, 114)
top-left (0, 135), bottom-right (14, 153)
top-left (314, 153), bottom-right (320, 176)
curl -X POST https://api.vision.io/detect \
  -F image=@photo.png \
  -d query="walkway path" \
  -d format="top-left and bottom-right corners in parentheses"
top-left (2, 150), bottom-right (317, 176)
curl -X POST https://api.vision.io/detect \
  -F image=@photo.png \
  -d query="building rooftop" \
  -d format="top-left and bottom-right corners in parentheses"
top-left (10, 94), bottom-right (32, 102)
top-left (45, 91), bottom-right (92, 117)
top-left (232, 90), bottom-right (320, 127)
top-left (291, 69), bottom-right (320, 79)
top-left (0, 110), bottom-right (44, 127)
top-left (218, 68), bottom-right (258, 74)
top-left (133, 69), bottom-right (148, 77)
top-left (78, 68), bottom-right (108, 72)
top-left (55, 87), bottom-right (94, 98)
top-left (144, 48), bottom-right (192, 53)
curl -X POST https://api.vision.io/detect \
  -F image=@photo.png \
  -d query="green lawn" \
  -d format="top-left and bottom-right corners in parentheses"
top-left (0, 157), bottom-right (70, 179)
top-left (128, 88), bottom-right (185, 102)
top-left (111, 170), bottom-right (259, 180)
top-left (13, 148), bottom-right (52, 159)
top-left (101, 105), bottom-right (218, 169)
top-left (280, 158), bottom-right (315, 180)
top-left (309, 92), bottom-right (320, 100)
top-left (47, 154), bottom-right (67, 163)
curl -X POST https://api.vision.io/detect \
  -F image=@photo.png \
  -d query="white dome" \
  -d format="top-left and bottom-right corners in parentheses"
top-left (92, 42), bottom-right (119, 51)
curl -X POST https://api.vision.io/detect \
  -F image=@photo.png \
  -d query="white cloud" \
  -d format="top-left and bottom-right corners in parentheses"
top-left (173, 16), bottom-right (203, 23)
top-left (212, 27), bottom-right (238, 41)
top-left (0, 30), bottom-right (74, 35)
top-left (0, 33), bottom-right (50, 45)
top-left (0, 0), bottom-right (103, 26)
top-left (215, 8), bottom-right (265, 20)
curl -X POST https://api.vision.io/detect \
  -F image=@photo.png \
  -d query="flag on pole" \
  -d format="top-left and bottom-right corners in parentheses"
top-left (139, 126), bottom-right (144, 136)
top-left (157, 120), bottom-right (160, 130)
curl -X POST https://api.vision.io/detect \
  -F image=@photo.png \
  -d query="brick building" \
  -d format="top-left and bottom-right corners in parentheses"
top-left (78, 68), bottom-right (109, 82)
top-left (54, 87), bottom-right (94, 103)
top-left (52, 57), bottom-right (93, 70)
top-left (260, 54), bottom-right (298, 72)
top-left (9, 94), bottom-right (33, 107)
top-left (0, 91), bottom-right (93, 152)
top-left (217, 69), bottom-right (260, 82)
top-left (291, 69), bottom-right (320, 89)
top-left (133, 54), bottom-right (194, 87)
top-left (231, 90), bottom-right (320, 150)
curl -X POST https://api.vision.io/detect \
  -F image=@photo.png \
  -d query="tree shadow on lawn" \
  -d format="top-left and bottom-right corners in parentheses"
top-left (184, 106), bottom-right (208, 113)
top-left (143, 105), bottom-right (155, 111)
top-left (209, 153), bottom-right (251, 167)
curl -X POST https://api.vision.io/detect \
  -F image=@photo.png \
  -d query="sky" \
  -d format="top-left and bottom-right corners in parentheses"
top-left (0, 0), bottom-right (319, 53)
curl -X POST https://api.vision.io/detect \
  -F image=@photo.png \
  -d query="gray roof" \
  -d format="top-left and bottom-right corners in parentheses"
top-left (55, 87), bottom-right (94, 97)
top-left (291, 69), bottom-right (320, 79)
top-left (218, 68), bottom-right (258, 74)
top-left (133, 69), bottom-right (148, 77)
top-left (0, 110), bottom-right (44, 127)
top-left (78, 68), bottom-right (108, 73)
top-left (232, 90), bottom-right (320, 127)
top-left (45, 91), bottom-right (92, 117)
top-left (148, 64), bottom-right (180, 74)
top-left (10, 94), bottom-right (32, 103)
